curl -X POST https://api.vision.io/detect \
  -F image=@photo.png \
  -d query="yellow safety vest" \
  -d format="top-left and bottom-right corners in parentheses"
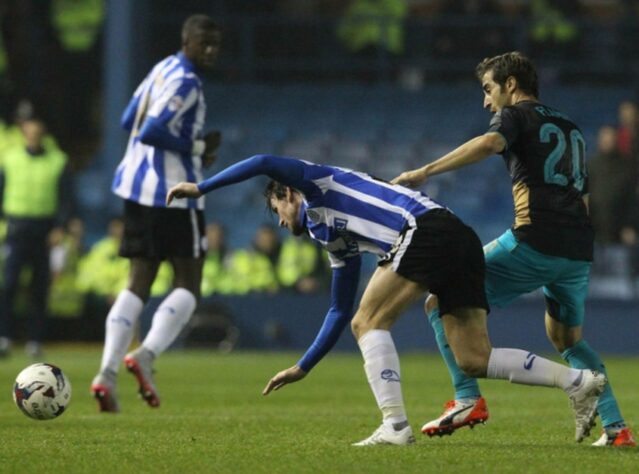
top-left (277, 237), bottom-right (319, 287)
top-left (1, 145), bottom-right (67, 218)
top-left (52, 0), bottom-right (105, 52)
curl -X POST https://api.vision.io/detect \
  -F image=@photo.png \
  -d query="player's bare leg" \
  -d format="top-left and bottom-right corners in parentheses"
top-left (441, 308), bottom-right (606, 442)
top-left (422, 296), bottom-right (489, 437)
top-left (546, 313), bottom-right (635, 447)
top-left (351, 265), bottom-right (425, 446)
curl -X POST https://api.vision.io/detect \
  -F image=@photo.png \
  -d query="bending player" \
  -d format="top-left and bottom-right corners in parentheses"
top-left (167, 154), bottom-right (605, 446)
top-left (393, 51), bottom-right (634, 447)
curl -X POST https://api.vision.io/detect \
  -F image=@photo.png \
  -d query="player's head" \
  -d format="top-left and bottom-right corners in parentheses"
top-left (181, 14), bottom-right (221, 70)
top-left (475, 51), bottom-right (538, 113)
top-left (264, 180), bottom-right (305, 236)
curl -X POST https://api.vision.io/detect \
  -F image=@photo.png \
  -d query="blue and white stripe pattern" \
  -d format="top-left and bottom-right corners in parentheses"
top-left (112, 53), bottom-right (206, 209)
top-left (300, 165), bottom-right (443, 267)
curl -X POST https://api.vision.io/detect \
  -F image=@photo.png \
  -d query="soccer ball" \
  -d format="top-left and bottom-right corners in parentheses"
top-left (13, 363), bottom-right (72, 420)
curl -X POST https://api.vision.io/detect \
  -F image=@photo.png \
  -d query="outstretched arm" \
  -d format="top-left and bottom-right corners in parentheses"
top-left (166, 154), bottom-right (309, 205)
top-left (391, 132), bottom-right (506, 186)
top-left (262, 256), bottom-right (361, 395)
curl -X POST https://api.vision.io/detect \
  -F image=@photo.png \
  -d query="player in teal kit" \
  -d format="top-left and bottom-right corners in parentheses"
top-left (393, 51), bottom-right (635, 447)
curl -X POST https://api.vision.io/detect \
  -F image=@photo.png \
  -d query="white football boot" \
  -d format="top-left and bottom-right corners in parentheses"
top-left (566, 370), bottom-right (607, 442)
top-left (352, 424), bottom-right (416, 446)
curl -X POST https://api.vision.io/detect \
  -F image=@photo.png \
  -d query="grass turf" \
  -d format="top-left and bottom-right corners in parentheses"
top-left (0, 346), bottom-right (637, 473)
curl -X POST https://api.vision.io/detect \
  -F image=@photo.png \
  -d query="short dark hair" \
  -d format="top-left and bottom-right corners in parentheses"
top-left (181, 14), bottom-right (219, 43)
top-left (475, 51), bottom-right (539, 98)
top-left (264, 180), bottom-right (288, 213)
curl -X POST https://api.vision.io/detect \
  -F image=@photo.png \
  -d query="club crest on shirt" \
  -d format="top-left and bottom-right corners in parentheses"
top-left (306, 209), bottom-right (321, 222)
top-left (168, 96), bottom-right (184, 112)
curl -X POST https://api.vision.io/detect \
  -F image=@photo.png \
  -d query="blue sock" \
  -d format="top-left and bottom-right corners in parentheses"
top-left (427, 306), bottom-right (481, 400)
top-left (561, 339), bottom-right (624, 428)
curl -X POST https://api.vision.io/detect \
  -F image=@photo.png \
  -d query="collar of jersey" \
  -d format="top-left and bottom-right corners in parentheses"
top-left (177, 52), bottom-right (197, 73)
top-left (298, 201), bottom-right (308, 229)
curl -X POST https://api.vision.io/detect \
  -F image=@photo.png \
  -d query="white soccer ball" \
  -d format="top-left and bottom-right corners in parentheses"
top-left (13, 363), bottom-right (72, 420)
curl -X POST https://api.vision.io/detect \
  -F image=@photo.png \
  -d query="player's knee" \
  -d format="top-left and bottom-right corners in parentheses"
top-left (350, 316), bottom-right (367, 339)
top-left (456, 355), bottom-right (487, 378)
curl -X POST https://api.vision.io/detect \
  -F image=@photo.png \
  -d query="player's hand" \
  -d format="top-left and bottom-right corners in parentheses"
top-left (201, 130), bottom-right (221, 169)
top-left (391, 168), bottom-right (428, 187)
top-left (166, 182), bottom-right (202, 205)
top-left (262, 365), bottom-right (307, 396)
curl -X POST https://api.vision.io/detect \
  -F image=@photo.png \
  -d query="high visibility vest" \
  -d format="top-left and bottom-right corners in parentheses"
top-left (337, 0), bottom-right (407, 54)
top-left (52, 0), bottom-right (104, 52)
top-left (77, 237), bottom-right (128, 297)
top-left (277, 237), bottom-right (319, 287)
top-left (2, 145), bottom-right (67, 218)
top-left (227, 250), bottom-right (279, 294)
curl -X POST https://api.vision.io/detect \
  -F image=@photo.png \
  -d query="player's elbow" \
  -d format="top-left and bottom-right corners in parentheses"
top-left (480, 133), bottom-right (505, 155)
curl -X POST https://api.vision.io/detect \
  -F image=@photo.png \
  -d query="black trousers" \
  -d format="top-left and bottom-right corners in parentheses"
top-left (0, 218), bottom-right (53, 342)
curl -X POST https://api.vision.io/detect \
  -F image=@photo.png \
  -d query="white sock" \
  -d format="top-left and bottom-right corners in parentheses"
top-left (142, 288), bottom-right (196, 356)
top-left (487, 348), bottom-right (582, 391)
top-left (357, 329), bottom-right (407, 426)
top-left (100, 289), bottom-right (144, 375)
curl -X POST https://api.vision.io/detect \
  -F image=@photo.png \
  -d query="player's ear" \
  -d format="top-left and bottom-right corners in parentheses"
top-left (506, 76), bottom-right (517, 94)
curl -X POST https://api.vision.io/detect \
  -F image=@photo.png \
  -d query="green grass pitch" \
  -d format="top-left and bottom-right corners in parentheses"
top-left (0, 346), bottom-right (637, 473)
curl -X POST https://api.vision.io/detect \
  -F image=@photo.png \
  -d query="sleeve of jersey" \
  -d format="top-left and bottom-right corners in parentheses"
top-left (138, 79), bottom-right (199, 153)
top-left (487, 107), bottom-right (521, 150)
top-left (296, 256), bottom-right (361, 372)
top-left (197, 154), bottom-right (315, 194)
top-left (120, 94), bottom-right (140, 132)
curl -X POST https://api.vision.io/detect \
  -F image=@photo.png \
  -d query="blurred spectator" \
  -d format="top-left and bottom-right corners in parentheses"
top-left (529, 0), bottom-right (581, 60)
top-left (50, 0), bottom-right (104, 153)
top-left (588, 125), bottom-right (637, 243)
top-left (226, 224), bottom-right (280, 294)
top-left (337, 0), bottom-right (408, 57)
top-left (48, 218), bottom-right (85, 318)
top-left (77, 217), bottom-right (128, 302)
top-left (277, 234), bottom-right (328, 294)
top-left (201, 222), bottom-right (235, 296)
top-left (616, 100), bottom-right (638, 159)
top-left (0, 117), bottom-right (72, 357)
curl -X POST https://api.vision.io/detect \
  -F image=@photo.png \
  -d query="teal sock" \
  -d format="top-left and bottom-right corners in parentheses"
top-left (427, 306), bottom-right (481, 400)
top-left (561, 339), bottom-right (624, 428)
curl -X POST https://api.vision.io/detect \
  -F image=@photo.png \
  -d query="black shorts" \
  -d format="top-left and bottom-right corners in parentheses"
top-left (380, 209), bottom-right (489, 315)
top-left (119, 200), bottom-right (206, 260)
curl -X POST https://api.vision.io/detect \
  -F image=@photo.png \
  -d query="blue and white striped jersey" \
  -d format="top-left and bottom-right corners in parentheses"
top-left (299, 164), bottom-right (443, 268)
top-left (197, 154), bottom-right (444, 267)
top-left (112, 52), bottom-right (207, 209)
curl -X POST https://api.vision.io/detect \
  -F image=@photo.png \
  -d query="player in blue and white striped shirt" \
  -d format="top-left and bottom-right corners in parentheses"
top-left (168, 154), bottom-right (605, 446)
top-left (92, 15), bottom-right (222, 414)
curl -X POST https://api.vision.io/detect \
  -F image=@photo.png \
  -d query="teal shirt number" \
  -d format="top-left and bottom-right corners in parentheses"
top-left (539, 124), bottom-right (586, 191)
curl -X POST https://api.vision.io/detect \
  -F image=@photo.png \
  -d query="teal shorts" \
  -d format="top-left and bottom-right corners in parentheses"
top-left (483, 230), bottom-right (591, 327)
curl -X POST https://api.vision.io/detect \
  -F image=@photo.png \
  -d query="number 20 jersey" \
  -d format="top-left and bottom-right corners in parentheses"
top-left (488, 100), bottom-right (593, 261)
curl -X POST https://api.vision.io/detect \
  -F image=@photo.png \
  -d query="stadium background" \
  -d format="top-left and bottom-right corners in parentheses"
top-left (0, 0), bottom-right (637, 355)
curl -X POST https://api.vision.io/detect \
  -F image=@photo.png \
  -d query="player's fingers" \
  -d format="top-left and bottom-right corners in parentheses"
top-left (262, 380), bottom-right (275, 396)
top-left (166, 190), bottom-right (174, 205)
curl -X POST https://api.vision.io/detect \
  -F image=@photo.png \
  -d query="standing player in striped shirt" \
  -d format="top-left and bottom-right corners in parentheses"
top-left (167, 154), bottom-right (605, 446)
top-left (91, 15), bottom-right (222, 412)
